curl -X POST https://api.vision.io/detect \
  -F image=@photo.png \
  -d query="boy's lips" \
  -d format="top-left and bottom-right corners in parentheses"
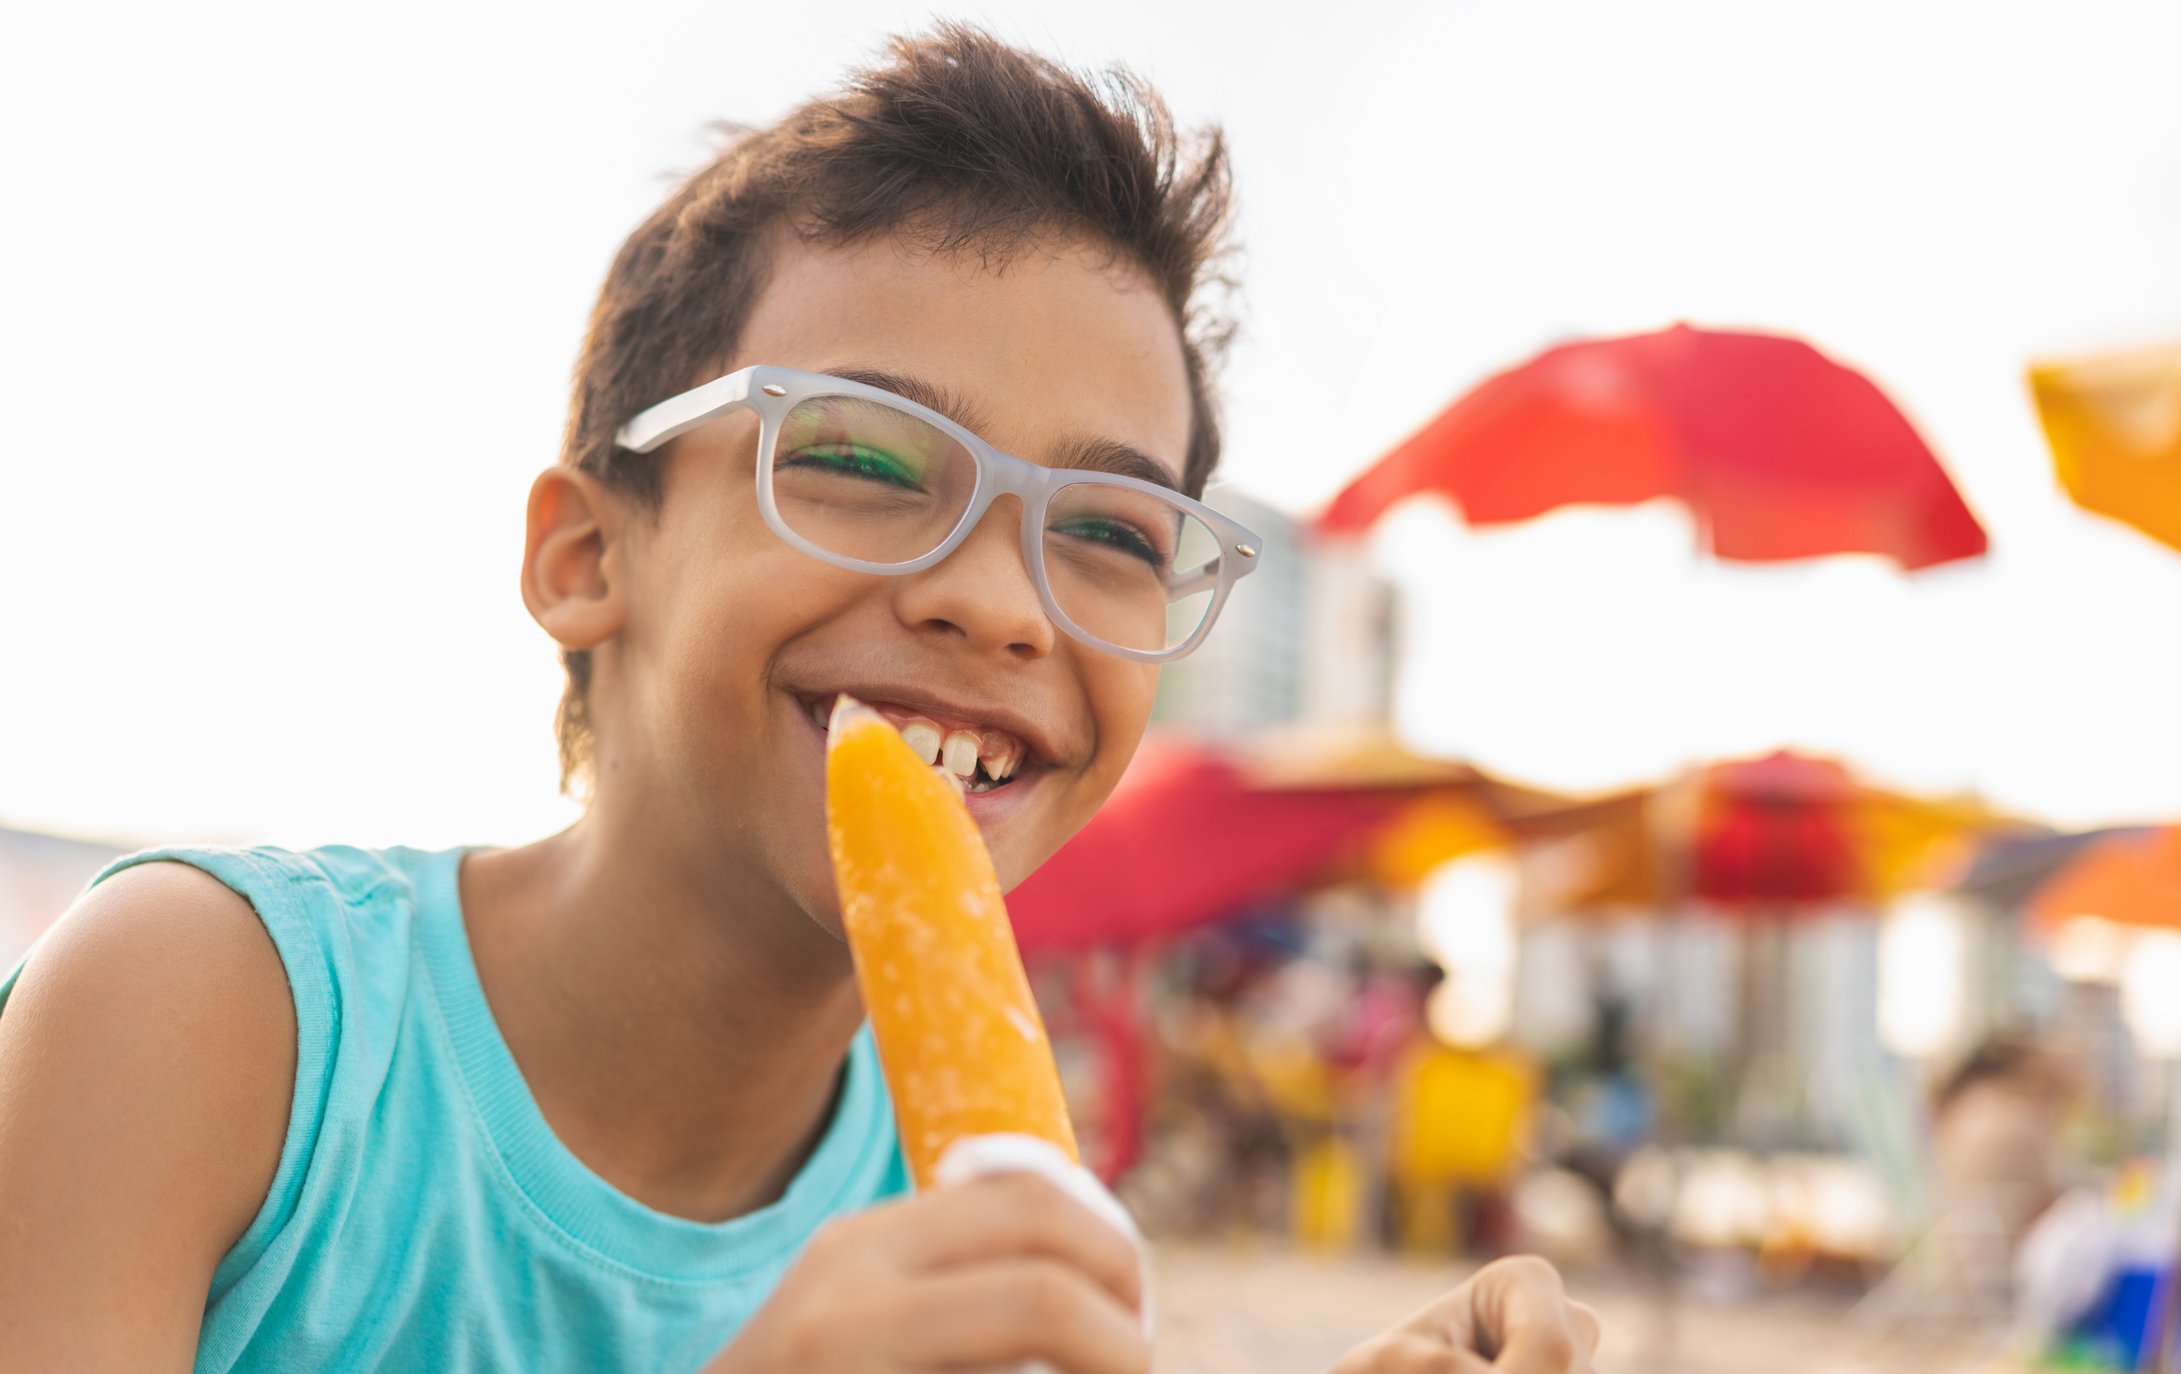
top-left (788, 689), bottom-right (1057, 829)
top-left (789, 687), bottom-right (1067, 796)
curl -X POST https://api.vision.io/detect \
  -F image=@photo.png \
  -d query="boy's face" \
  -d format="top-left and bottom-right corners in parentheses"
top-left (601, 231), bottom-right (1194, 936)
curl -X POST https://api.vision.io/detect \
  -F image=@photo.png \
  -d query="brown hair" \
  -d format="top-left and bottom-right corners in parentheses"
top-left (552, 23), bottom-right (1237, 791)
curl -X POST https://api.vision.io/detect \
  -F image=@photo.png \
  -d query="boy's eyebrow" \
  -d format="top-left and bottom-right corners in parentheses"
top-left (1047, 436), bottom-right (1186, 494)
top-left (828, 364), bottom-right (1185, 495)
top-left (829, 366), bottom-right (995, 438)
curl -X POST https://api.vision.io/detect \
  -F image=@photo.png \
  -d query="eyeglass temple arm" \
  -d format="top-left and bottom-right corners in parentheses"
top-left (1165, 522), bottom-right (1267, 601)
top-left (614, 371), bottom-right (755, 453)
top-left (1168, 564), bottom-right (1220, 600)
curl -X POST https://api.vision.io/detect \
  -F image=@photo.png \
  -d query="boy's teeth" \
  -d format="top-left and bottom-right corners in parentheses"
top-left (900, 722), bottom-right (943, 766)
top-left (940, 731), bottom-right (980, 779)
top-left (816, 695), bottom-right (1028, 787)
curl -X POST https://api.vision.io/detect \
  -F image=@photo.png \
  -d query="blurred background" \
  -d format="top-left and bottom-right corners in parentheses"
top-left (4, 1), bottom-right (2178, 1370)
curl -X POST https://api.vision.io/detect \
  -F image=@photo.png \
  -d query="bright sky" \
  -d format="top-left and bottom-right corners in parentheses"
top-left (3, 0), bottom-right (2177, 850)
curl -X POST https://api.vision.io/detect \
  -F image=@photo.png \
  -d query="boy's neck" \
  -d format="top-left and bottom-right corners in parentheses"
top-left (456, 812), bottom-right (866, 1224)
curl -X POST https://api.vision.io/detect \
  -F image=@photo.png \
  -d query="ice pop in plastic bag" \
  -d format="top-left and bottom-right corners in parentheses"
top-left (823, 695), bottom-right (1079, 1189)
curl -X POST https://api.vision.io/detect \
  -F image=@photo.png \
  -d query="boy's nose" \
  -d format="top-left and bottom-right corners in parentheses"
top-left (890, 498), bottom-right (1056, 660)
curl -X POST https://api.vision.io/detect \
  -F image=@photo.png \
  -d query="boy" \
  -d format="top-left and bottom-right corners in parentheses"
top-left (0, 26), bottom-right (1599, 1373)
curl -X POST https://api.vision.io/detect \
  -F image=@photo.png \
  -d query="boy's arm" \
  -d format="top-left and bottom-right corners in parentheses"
top-left (0, 863), bottom-right (295, 1373)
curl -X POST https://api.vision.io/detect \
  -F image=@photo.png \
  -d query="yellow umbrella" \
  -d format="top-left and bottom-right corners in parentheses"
top-left (1232, 722), bottom-right (1573, 890)
top-left (2029, 342), bottom-right (2181, 553)
top-left (1361, 793), bottom-right (1506, 889)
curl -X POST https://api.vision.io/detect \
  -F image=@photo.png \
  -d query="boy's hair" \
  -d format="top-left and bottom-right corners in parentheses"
top-left (553, 23), bottom-right (1237, 791)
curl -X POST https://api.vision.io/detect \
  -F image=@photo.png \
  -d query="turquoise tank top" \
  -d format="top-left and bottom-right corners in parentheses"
top-left (0, 844), bottom-right (909, 1372)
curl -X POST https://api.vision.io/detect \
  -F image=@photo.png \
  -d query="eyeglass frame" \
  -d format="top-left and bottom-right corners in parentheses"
top-left (614, 364), bottom-right (1263, 663)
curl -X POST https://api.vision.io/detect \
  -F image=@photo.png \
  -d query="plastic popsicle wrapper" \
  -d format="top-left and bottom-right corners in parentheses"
top-left (823, 694), bottom-right (1079, 1190)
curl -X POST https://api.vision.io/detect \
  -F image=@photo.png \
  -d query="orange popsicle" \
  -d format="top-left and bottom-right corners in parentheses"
top-left (823, 695), bottom-right (1079, 1189)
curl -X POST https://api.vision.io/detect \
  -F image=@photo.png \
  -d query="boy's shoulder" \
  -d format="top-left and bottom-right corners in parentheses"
top-left (6, 840), bottom-right (456, 1058)
top-left (84, 841), bottom-right (451, 952)
top-left (93, 840), bottom-right (434, 903)
top-left (17, 842), bottom-right (466, 1070)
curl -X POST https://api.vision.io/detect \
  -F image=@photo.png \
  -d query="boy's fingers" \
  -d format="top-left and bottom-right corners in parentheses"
top-left (1400, 1257), bottom-right (1591, 1372)
top-left (1568, 1302), bottom-right (1602, 1359)
top-left (1339, 1334), bottom-right (1493, 1374)
top-left (1466, 1257), bottom-right (1584, 1372)
top-left (892, 1170), bottom-right (1145, 1315)
top-left (896, 1258), bottom-right (1151, 1374)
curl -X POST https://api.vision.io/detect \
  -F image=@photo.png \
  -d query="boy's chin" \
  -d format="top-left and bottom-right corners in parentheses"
top-left (762, 782), bottom-right (1084, 951)
top-left (789, 877), bottom-right (853, 948)
top-left (775, 831), bottom-right (1052, 952)
top-left (800, 908), bottom-right (853, 949)
top-left (758, 846), bottom-right (851, 949)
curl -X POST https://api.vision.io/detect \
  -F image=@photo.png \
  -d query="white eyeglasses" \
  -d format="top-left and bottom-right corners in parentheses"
top-left (616, 365), bottom-right (1262, 662)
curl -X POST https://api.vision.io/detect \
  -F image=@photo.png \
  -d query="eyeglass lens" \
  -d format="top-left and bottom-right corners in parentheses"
top-left (771, 392), bottom-right (1223, 654)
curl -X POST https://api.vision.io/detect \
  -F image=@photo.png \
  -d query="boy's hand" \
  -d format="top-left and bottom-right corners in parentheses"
top-left (1329, 1257), bottom-right (1601, 1373)
top-left (706, 1169), bottom-right (1149, 1374)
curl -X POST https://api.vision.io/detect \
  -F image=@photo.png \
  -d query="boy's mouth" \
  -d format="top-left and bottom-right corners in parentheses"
top-left (797, 692), bottom-right (1038, 796)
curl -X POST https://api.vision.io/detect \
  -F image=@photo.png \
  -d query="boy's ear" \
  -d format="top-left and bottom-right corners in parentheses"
top-left (522, 465), bottom-right (626, 652)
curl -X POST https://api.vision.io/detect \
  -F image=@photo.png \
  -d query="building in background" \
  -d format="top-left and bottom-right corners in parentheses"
top-left (1153, 490), bottom-right (1398, 736)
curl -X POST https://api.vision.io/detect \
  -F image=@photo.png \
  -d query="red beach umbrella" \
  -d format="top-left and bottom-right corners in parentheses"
top-left (1007, 742), bottom-right (1407, 955)
top-left (1689, 752), bottom-right (1864, 907)
top-left (1518, 751), bottom-right (1998, 917)
top-left (1321, 323), bottom-right (1987, 570)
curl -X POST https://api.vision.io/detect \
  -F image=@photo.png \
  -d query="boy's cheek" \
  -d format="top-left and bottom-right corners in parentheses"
top-left (1084, 660), bottom-right (1162, 779)
top-left (997, 726), bottom-right (1154, 888)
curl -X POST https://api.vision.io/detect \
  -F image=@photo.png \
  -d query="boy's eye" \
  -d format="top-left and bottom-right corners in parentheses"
top-left (1049, 514), bottom-right (1170, 574)
top-left (780, 443), bottom-right (924, 489)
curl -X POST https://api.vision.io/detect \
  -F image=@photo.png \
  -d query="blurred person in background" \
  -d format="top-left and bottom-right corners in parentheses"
top-left (1925, 1033), bottom-right (2086, 1323)
top-left (1555, 988), bottom-right (1657, 1237)
top-left (1137, 934), bottom-right (1296, 1239)
top-left (0, 25), bottom-right (1600, 1374)
top-left (1931, 1035), bottom-right (2083, 1255)
top-left (1387, 966), bottom-right (1539, 1257)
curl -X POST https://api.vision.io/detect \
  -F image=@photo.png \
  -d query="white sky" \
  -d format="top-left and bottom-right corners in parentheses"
top-left (2, 0), bottom-right (2177, 849)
